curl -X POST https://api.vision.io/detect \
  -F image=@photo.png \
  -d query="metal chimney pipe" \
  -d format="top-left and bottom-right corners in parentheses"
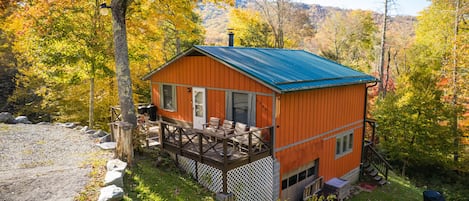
top-left (228, 31), bottom-right (234, 47)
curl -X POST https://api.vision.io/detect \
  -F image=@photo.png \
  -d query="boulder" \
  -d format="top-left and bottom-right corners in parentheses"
top-left (96, 142), bottom-right (117, 150)
top-left (98, 185), bottom-right (124, 201)
top-left (14, 116), bottom-right (31, 124)
top-left (106, 159), bottom-right (127, 172)
top-left (86, 129), bottom-right (96, 134)
top-left (104, 170), bottom-right (124, 188)
top-left (92, 130), bottom-right (108, 138)
top-left (0, 112), bottom-right (15, 124)
top-left (99, 134), bottom-right (112, 143)
top-left (64, 122), bottom-right (76, 129)
top-left (80, 126), bottom-right (89, 133)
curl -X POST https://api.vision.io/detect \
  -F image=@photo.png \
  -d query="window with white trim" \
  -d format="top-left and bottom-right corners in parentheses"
top-left (161, 84), bottom-right (176, 111)
top-left (336, 130), bottom-right (353, 158)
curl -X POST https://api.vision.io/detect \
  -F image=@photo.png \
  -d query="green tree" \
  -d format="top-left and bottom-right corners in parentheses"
top-left (374, 45), bottom-right (457, 175)
top-left (228, 8), bottom-right (272, 47)
top-left (315, 10), bottom-right (377, 72)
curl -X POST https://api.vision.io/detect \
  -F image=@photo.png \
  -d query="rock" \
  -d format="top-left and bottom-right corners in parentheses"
top-left (55, 122), bottom-right (65, 127)
top-left (86, 129), bottom-right (96, 134)
top-left (75, 125), bottom-right (83, 130)
top-left (106, 159), bottom-right (127, 172)
top-left (80, 126), bottom-right (89, 133)
top-left (98, 185), bottom-right (124, 201)
top-left (104, 170), bottom-right (124, 188)
top-left (0, 112), bottom-right (15, 124)
top-left (14, 116), bottom-right (31, 124)
top-left (64, 122), bottom-right (76, 129)
top-left (92, 130), bottom-right (108, 138)
top-left (99, 134), bottom-right (112, 143)
top-left (96, 142), bottom-right (117, 150)
top-left (37, 122), bottom-right (51, 125)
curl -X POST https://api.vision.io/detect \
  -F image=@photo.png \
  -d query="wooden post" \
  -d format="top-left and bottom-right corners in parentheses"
top-left (222, 170), bottom-right (228, 194)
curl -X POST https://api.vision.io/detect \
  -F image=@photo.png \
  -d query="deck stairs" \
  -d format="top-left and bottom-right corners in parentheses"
top-left (362, 143), bottom-right (392, 186)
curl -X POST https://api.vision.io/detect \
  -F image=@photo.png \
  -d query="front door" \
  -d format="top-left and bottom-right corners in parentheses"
top-left (192, 87), bottom-right (206, 129)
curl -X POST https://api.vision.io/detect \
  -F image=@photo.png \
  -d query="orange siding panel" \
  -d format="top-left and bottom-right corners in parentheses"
top-left (276, 84), bottom-right (366, 181)
top-left (150, 55), bottom-right (274, 128)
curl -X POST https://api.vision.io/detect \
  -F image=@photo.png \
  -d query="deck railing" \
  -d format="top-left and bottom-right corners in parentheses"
top-left (160, 121), bottom-right (273, 170)
top-left (364, 143), bottom-right (392, 180)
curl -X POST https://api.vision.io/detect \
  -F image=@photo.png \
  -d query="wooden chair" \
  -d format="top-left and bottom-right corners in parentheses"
top-left (203, 117), bottom-right (220, 132)
top-left (236, 126), bottom-right (263, 153)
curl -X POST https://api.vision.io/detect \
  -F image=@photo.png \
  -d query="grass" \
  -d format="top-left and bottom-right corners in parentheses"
top-left (123, 149), bottom-right (215, 201)
top-left (75, 150), bottom-right (112, 201)
top-left (350, 171), bottom-right (423, 201)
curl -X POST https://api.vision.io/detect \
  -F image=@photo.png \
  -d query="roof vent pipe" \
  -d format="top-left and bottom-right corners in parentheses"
top-left (228, 30), bottom-right (234, 47)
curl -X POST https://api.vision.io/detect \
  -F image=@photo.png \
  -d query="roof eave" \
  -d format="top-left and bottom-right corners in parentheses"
top-left (279, 79), bottom-right (379, 93)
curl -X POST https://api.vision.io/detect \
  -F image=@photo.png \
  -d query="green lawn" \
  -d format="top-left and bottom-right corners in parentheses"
top-left (123, 150), bottom-right (215, 201)
top-left (350, 171), bottom-right (423, 201)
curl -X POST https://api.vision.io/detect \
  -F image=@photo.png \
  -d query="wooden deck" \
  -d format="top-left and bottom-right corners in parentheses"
top-left (160, 121), bottom-right (273, 171)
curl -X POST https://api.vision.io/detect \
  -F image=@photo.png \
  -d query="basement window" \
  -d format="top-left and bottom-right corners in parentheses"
top-left (336, 130), bottom-right (354, 158)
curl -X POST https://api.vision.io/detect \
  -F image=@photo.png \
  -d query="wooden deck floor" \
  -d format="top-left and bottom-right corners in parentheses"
top-left (160, 122), bottom-right (272, 171)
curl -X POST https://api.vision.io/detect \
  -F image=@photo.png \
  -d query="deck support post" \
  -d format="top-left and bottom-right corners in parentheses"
top-left (222, 138), bottom-right (228, 193)
top-left (222, 170), bottom-right (228, 193)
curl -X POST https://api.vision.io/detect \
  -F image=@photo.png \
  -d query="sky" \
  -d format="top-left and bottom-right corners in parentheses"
top-left (298, 0), bottom-right (431, 16)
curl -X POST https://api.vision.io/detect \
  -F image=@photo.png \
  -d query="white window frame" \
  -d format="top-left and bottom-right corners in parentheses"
top-left (335, 130), bottom-right (354, 159)
top-left (160, 84), bottom-right (177, 112)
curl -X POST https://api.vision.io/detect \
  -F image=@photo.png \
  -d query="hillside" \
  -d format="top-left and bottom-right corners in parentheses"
top-left (198, 1), bottom-right (416, 50)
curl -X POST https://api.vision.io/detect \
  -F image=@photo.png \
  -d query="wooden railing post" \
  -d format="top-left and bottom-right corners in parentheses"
top-left (178, 128), bottom-right (183, 155)
top-left (198, 131), bottom-right (203, 162)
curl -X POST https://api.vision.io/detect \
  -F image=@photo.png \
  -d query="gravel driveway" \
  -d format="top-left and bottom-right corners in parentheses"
top-left (0, 124), bottom-right (111, 201)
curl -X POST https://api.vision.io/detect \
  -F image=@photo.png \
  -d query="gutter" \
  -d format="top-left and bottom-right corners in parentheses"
top-left (360, 81), bottom-right (378, 177)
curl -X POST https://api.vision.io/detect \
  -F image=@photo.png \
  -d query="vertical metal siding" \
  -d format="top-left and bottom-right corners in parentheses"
top-left (150, 55), bottom-right (273, 127)
top-left (276, 84), bottom-right (366, 182)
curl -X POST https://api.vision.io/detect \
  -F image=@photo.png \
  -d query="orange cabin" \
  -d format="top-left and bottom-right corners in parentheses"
top-left (143, 45), bottom-right (377, 200)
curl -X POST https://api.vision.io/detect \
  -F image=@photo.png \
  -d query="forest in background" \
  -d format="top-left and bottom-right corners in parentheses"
top-left (0, 0), bottom-right (468, 199)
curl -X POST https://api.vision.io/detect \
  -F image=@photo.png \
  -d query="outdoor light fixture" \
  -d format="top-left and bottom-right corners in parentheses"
top-left (99, 3), bottom-right (111, 16)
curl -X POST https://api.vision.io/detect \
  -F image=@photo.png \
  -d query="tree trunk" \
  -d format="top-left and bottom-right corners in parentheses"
top-left (378, 0), bottom-right (388, 97)
top-left (111, 0), bottom-right (136, 163)
top-left (89, 76), bottom-right (94, 128)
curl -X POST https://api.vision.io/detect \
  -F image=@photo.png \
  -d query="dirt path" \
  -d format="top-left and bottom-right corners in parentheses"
top-left (0, 124), bottom-right (111, 201)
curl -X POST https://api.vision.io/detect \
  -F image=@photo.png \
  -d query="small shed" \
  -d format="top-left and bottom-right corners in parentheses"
top-left (143, 45), bottom-right (377, 200)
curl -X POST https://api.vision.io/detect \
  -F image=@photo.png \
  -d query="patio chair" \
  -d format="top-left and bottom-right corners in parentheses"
top-left (203, 117), bottom-right (220, 132)
top-left (236, 126), bottom-right (263, 153)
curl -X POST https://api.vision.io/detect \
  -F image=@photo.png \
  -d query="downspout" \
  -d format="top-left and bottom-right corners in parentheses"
top-left (360, 82), bottom-right (378, 178)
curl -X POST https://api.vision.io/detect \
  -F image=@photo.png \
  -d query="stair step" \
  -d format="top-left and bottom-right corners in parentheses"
top-left (363, 161), bottom-right (370, 168)
top-left (368, 169), bottom-right (378, 177)
top-left (378, 179), bottom-right (388, 186)
top-left (365, 166), bottom-right (374, 173)
top-left (373, 175), bottom-right (382, 181)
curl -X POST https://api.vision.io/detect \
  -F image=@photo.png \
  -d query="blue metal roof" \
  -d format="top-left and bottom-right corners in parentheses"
top-left (194, 45), bottom-right (378, 93)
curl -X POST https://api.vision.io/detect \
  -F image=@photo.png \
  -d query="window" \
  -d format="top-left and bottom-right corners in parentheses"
top-left (226, 91), bottom-right (256, 125)
top-left (232, 92), bottom-right (248, 123)
top-left (288, 175), bottom-right (298, 186)
top-left (336, 130), bottom-right (354, 158)
top-left (298, 171), bottom-right (307, 182)
top-left (161, 84), bottom-right (176, 111)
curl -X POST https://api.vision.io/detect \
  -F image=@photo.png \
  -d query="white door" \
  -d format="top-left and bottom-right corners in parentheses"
top-left (192, 87), bottom-right (206, 129)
